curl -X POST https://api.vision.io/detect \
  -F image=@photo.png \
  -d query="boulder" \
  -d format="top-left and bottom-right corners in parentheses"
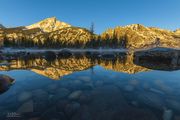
top-left (0, 74), bottom-right (15, 94)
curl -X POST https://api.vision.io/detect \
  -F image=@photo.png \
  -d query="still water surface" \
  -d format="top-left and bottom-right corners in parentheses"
top-left (0, 51), bottom-right (180, 120)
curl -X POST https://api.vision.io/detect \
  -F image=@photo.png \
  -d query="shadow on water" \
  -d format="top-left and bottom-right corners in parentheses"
top-left (0, 48), bottom-right (180, 120)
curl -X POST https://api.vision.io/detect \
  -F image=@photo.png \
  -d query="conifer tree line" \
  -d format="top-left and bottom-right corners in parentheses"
top-left (1, 33), bottom-right (128, 48)
top-left (1, 34), bottom-right (128, 48)
top-left (1, 23), bottom-right (129, 48)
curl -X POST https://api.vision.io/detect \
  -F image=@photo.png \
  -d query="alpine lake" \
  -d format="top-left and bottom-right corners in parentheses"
top-left (0, 48), bottom-right (180, 120)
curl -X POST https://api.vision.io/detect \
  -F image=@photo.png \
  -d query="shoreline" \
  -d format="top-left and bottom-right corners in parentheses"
top-left (0, 47), bottom-right (180, 54)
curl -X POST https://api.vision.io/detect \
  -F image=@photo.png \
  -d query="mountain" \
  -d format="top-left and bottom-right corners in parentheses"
top-left (0, 17), bottom-right (94, 47)
top-left (101, 24), bottom-right (180, 49)
top-left (25, 17), bottom-right (71, 32)
top-left (0, 54), bottom-right (148, 80)
top-left (0, 24), bottom-right (5, 29)
top-left (0, 17), bottom-right (179, 49)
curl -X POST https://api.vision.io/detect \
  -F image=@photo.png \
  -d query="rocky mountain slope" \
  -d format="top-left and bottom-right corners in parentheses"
top-left (0, 17), bottom-right (94, 47)
top-left (0, 17), bottom-right (179, 49)
top-left (101, 24), bottom-right (180, 49)
top-left (25, 17), bottom-right (71, 32)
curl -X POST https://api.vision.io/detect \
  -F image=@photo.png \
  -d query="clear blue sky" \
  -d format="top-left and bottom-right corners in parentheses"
top-left (0, 0), bottom-right (180, 33)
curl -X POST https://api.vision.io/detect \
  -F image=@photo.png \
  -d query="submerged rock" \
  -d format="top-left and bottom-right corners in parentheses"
top-left (41, 107), bottom-right (67, 120)
top-left (32, 89), bottom-right (48, 102)
top-left (166, 99), bottom-right (180, 112)
top-left (65, 102), bottom-right (81, 117)
top-left (0, 74), bottom-right (15, 94)
top-left (162, 109), bottom-right (173, 120)
top-left (68, 90), bottom-right (82, 100)
top-left (18, 91), bottom-right (32, 102)
top-left (137, 91), bottom-right (165, 110)
top-left (78, 76), bottom-right (91, 82)
top-left (123, 85), bottom-right (135, 92)
top-left (17, 100), bottom-right (34, 113)
top-left (47, 84), bottom-right (58, 94)
top-left (55, 88), bottom-right (71, 99)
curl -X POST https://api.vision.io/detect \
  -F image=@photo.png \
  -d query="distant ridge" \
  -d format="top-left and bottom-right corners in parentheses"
top-left (0, 17), bottom-right (179, 49)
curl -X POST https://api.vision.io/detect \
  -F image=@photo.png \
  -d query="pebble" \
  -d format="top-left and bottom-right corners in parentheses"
top-left (78, 76), bottom-right (91, 82)
top-left (17, 100), bottom-right (34, 113)
top-left (56, 88), bottom-right (71, 99)
top-left (47, 84), bottom-right (58, 94)
top-left (124, 85), bottom-right (135, 92)
top-left (163, 109), bottom-right (173, 120)
top-left (65, 102), bottom-right (81, 117)
top-left (32, 89), bottom-right (49, 101)
top-left (68, 90), bottom-right (82, 100)
top-left (94, 81), bottom-right (104, 87)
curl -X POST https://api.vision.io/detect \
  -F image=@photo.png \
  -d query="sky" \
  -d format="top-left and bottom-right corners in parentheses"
top-left (0, 0), bottom-right (180, 34)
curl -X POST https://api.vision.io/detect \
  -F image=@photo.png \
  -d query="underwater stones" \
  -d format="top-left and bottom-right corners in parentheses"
top-left (68, 80), bottom-right (82, 90)
top-left (56, 100), bottom-right (69, 112)
top-left (149, 88), bottom-right (165, 95)
top-left (78, 76), bottom-right (91, 82)
top-left (166, 99), bottom-right (180, 112)
top-left (17, 100), bottom-right (34, 113)
top-left (132, 101), bottom-right (139, 107)
top-left (18, 91), bottom-right (32, 102)
top-left (129, 79), bottom-right (139, 86)
top-left (78, 93), bottom-right (92, 104)
top-left (175, 116), bottom-right (180, 120)
top-left (154, 80), bottom-right (173, 94)
top-left (123, 85), bottom-right (135, 92)
top-left (47, 84), bottom-right (58, 94)
top-left (113, 108), bottom-right (158, 120)
top-left (162, 109), bottom-right (173, 120)
top-left (65, 102), bottom-right (81, 117)
top-left (34, 101), bottom-right (49, 113)
top-left (41, 107), bottom-right (66, 120)
top-left (55, 88), bottom-right (71, 99)
top-left (32, 89), bottom-right (49, 101)
top-left (81, 83), bottom-right (94, 90)
top-left (0, 74), bottom-right (15, 94)
top-left (137, 92), bottom-right (165, 110)
top-left (89, 85), bottom-right (128, 114)
top-left (71, 105), bottom-right (92, 120)
top-left (68, 90), bottom-right (82, 100)
top-left (94, 80), bottom-right (104, 87)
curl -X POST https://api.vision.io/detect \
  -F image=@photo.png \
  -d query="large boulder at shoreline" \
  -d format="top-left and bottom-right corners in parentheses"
top-left (0, 74), bottom-right (15, 94)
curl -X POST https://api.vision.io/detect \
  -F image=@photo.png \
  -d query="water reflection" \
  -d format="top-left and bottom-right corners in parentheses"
top-left (0, 49), bottom-right (180, 120)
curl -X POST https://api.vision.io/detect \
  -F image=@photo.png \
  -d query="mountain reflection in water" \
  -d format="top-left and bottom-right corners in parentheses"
top-left (0, 49), bottom-right (180, 120)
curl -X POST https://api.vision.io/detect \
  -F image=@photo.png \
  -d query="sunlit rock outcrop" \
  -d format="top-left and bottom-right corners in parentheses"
top-left (0, 17), bottom-right (94, 47)
top-left (25, 17), bottom-right (71, 32)
top-left (101, 24), bottom-right (180, 49)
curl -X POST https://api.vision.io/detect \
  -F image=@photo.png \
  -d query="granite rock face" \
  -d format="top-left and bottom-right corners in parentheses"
top-left (0, 17), bottom-right (94, 47)
top-left (101, 24), bottom-right (180, 49)
top-left (25, 17), bottom-right (71, 32)
top-left (0, 17), bottom-right (179, 49)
